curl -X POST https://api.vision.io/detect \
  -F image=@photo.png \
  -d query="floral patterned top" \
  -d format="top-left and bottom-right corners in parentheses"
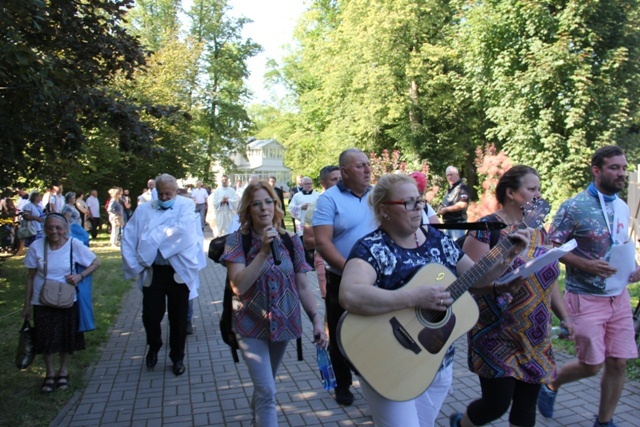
top-left (348, 226), bottom-right (463, 290)
top-left (221, 230), bottom-right (311, 341)
top-left (549, 190), bottom-right (629, 296)
top-left (466, 218), bottom-right (559, 383)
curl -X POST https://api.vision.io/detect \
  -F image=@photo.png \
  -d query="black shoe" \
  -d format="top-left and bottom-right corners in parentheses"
top-left (145, 349), bottom-right (158, 369)
top-left (186, 321), bottom-right (194, 335)
top-left (172, 361), bottom-right (185, 376)
top-left (335, 385), bottom-right (354, 406)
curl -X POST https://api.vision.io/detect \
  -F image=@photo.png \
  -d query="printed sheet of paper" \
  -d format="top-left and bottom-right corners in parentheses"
top-left (605, 239), bottom-right (636, 293)
top-left (495, 239), bottom-right (577, 285)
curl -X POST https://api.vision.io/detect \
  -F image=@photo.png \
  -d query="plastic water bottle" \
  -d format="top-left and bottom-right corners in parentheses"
top-left (316, 346), bottom-right (337, 390)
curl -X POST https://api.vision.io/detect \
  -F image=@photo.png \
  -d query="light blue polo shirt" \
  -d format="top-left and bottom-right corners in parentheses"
top-left (312, 181), bottom-right (376, 275)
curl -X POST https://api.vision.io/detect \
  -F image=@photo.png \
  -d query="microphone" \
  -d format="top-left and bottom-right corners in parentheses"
top-left (270, 240), bottom-right (281, 265)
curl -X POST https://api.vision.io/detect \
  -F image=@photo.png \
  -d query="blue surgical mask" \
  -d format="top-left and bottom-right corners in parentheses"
top-left (157, 198), bottom-right (175, 210)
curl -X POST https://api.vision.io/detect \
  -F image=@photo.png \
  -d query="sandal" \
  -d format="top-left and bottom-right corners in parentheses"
top-left (56, 375), bottom-right (70, 391)
top-left (42, 376), bottom-right (56, 393)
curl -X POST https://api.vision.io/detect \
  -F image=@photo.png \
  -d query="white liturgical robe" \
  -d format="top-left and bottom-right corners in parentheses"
top-left (121, 195), bottom-right (206, 299)
top-left (209, 186), bottom-right (239, 237)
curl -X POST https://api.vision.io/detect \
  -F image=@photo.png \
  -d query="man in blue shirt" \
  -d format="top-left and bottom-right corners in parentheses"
top-left (313, 148), bottom-right (376, 405)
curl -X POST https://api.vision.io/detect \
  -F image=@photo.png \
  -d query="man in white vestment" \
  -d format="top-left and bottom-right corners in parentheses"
top-left (121, 174), bottom-right (206, 376)
top-left (209, 175), bottom-right (238, 237)
top-left (288, 176), bottom-right (320, 236)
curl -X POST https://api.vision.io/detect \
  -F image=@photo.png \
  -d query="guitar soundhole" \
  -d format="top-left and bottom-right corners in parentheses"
top-left (415, 307), bottom-right (450, 328)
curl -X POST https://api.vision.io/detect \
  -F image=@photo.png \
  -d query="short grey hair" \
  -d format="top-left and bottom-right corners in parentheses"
top-left (155, 174), bottom-right (178, 189)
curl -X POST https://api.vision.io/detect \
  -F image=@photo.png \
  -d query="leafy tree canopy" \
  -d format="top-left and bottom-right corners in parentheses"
top-left (0, 0), bottom-right (163, 187)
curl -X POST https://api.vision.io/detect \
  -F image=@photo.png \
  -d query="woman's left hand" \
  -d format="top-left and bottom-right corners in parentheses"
top-left (505, 227), bottom-right (532, 258)
top-left (65, 273), bottom-right (84, 286)
top-left (559, 317), bottom-right (575, 340)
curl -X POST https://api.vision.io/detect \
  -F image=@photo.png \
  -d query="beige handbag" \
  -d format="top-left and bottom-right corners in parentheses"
top-left (39, 239), bottom-right (76, 309)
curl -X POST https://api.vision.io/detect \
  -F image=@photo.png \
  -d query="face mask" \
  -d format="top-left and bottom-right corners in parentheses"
top-left (157, 198), bottom-right (175, 210)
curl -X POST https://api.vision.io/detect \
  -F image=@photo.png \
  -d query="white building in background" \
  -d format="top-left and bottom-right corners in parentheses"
top-left (213, 138), bottom-right (292, 190)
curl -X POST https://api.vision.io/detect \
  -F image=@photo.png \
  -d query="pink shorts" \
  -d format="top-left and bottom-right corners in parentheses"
top-left (565, 290), bottom-right (638, 365)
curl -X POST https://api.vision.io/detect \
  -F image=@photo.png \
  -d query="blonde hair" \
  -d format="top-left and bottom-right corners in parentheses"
top-left (369, 174), bottom-right (417, 224)
top-left (238, 181), bottom-right (285, 234)
top-left (108, 187), bottom-right (121, 198)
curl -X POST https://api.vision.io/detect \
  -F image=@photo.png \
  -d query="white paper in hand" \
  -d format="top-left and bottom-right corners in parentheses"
top-left (495, 239), bottom-right (577, 285)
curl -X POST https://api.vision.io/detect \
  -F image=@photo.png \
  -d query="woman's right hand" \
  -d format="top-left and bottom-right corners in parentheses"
top-left (259, 226), bottom-right (279, 256)
top-left (22, 305), bottom-right (30, 320)
top-left (415, 285), bottom-right (452, 311)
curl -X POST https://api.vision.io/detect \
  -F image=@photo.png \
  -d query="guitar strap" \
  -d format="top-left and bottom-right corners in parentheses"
top-left (430, 222), bottom-right (506, 231)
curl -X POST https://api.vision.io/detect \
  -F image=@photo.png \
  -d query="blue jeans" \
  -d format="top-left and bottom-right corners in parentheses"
top-left (236, 336), bottom-right (289, 427)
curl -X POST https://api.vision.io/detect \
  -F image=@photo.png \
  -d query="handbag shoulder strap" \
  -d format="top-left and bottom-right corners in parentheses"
top-left (43, 239), bottom-right (48, 279)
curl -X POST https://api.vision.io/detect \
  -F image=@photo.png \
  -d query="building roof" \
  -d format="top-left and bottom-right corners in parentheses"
top-left (247, 139), bottom-right (283, 149)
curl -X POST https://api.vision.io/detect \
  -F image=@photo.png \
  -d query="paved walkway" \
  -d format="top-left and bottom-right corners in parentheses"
top-left (53, 234), bottom-right (640, 426)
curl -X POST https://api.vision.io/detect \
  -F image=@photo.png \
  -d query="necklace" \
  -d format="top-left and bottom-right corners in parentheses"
top-left (414, 232), bottom-right (419, 248)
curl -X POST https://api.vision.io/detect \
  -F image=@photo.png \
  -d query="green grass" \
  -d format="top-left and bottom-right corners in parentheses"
top-left (551, 269), bottom-right (640, 380)
top-left (0, 235), bottom-right (131, 426)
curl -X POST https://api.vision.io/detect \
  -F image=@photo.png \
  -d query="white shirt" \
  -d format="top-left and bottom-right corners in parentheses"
top-left (49, 193), bottom-right (64, 213)
top-left (191, 187), bottom-right (209, 204)
top-left (17, 197), bottom-right (29, 212)
top-left (24, 237), bottom-right (97, 305)
top-left (86, 195), bottom-right (100, 218)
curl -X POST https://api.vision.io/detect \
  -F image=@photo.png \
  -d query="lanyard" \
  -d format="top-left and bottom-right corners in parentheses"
top-left (597, 191), bottom-right (617, 244)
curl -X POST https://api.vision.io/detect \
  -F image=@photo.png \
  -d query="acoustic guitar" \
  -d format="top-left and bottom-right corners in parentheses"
top-left (336, 199), bottom-right (550, 401)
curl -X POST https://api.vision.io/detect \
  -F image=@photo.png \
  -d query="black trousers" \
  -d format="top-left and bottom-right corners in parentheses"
top-left (325, 270), bottom-right (353, 388)
top-left (142, 264), bottom-right (189, 363)
top-left (89, 217), bottom-right (101, 239)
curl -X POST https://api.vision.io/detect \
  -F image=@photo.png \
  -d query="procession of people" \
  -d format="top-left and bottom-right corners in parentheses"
top-left (9, 145), bottom-right (640, 427)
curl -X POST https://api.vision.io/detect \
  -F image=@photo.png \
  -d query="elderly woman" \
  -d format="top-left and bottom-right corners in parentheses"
top-left (107, 188), bottom-right (124, 247)
top-left (339, 173), bottom-right (530, 427)
top-left (62, 192), bottom-right (90, 246)
top-left (21, 190), bottom-right (46, 248)
top-left (61, 192), bottom-right (82, 226)
top-left (22, 213), bottom-right (100, 392)
top-left (221, 181), bottom-right (327, 427)
top-left (451, 166), bottom-right (572, 427)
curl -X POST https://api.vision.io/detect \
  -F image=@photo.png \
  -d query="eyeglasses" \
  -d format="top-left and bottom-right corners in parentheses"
top-left (249, 198), bottom-right (275, 209)
top-left (383, 199), bottom-right (425, 211)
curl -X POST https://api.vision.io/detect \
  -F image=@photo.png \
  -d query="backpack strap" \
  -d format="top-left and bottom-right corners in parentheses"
top-left (280, 232), bottom-right (296, 262)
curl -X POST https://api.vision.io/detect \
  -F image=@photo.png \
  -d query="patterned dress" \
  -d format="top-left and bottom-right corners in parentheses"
top-left (466, 218), bottom-right (560, 383)
top-left (221, 230), bottom-right (311, 341)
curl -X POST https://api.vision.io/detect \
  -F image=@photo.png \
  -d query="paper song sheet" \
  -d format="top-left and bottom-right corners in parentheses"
top-left (495, 239), bottom-right (577, 285)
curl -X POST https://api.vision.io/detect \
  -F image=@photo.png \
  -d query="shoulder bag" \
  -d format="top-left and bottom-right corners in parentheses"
top-left (39, 239), bottom-right (76, 308)
top-left (17, 215), bottom-right (37, 239)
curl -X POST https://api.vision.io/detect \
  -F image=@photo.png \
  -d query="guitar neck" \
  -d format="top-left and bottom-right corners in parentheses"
top-left (448, 230), bottom-right (518, 301)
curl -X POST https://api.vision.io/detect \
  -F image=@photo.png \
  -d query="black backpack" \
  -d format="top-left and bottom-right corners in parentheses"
top-left (209, 231), bottom-right (301, 363)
